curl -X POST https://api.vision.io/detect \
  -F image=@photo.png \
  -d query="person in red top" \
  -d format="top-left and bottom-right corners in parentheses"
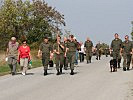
top-left (18, 40), bottom-right (31, 75)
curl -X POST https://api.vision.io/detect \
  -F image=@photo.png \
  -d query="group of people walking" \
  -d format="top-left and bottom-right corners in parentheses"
top-left (110, 33), bottom-right (133, 72)
top-left (5, 33), bottom-right (133, 76)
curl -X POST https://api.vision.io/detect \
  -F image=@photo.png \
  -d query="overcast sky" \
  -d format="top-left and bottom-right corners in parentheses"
top-left (45, 0), bottom-right (133, 44)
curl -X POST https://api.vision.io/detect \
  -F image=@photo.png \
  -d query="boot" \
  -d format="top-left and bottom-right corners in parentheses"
top-left (123, 67), bottom-right (126, 71)
top-left (87, 60), bottom-right (89, 64)
top-left (118, 63), bottom-right (121, 68)
top-left (60, 67), bottom-right (62, 74)
top-left (56, 69), bottom-right (60, 75)
top-left (44, 70), bottom-right (48, 76)
top-left (70, 69), bottom-right (74, 75)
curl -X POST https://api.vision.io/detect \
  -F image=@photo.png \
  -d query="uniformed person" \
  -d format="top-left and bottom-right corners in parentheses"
top-left (122, 35), bottom-right (133, 71)
top-left (110, 33), bottom-right (122, 71)
top-left (95, 41), bottom-right (102, 60)
top-left (104, 47), bottom-right (109, 57)
top-left (63, 37), bottom-right (68, 70)
top-left (84, 37), bottom-right (93, 64)
top-left (53, 36), bottom-right (65, 75)
top-left (66, 35), bottom-right (77, 75)
top-left (37, 37), bottom-right (53, 76)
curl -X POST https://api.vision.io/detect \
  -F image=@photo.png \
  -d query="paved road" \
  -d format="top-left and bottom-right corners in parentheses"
top-left (0, 57), bottom-right (133, 100)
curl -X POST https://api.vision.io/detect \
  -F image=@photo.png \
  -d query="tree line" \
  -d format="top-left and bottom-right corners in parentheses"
top-left (0, 0), bottom-right (65, 49)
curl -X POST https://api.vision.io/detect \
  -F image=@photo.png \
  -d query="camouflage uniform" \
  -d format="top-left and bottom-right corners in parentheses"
top-left (64, 41), bottom-right (68, 70)
top-left (39, 42), bottom-right (52, 74)
top-left (111, 38), bottom-right (122, 68)
top-left (66, 40), bottom-right (77, 74)
top-left (84, 41), bottom-right (93, 63)
top-left (95, 43), bottom-right (101, 60)
top-left (122, 40), bottom-right (133, 70)
top-left (53, 42), bottom-right (65, 74)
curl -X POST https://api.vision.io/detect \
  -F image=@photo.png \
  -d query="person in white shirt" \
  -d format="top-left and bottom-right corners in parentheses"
top-left (79, 42), bottom-right (85, 62)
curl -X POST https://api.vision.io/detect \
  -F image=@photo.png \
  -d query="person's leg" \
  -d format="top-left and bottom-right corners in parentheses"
top-left (123, 53), bottom-right (127, 71)
top-left (79, 53), bottom-right (82, 62)
top-left (12, 57), bottom-right (17, 75)
top-left (55, 55), bottom-right (60, 75)
top-left (23, 58), bottom-right (28, 74)
top-left (127, 54), bottom-right (131, 70)
top-left (112, 52), bottom-right (117, 72)
top-left (20, 58), bottom-right (25, 75)
top-left (8, 57), bottom-right (13, 73)
top-left (60, 54), bottom-right (64, 74)
top-left (70, 53), bottom-right (75, 75)
top-left (86, 52), bottom-right (89, 64)
top-left (82, 53), bottom-right (84, 62)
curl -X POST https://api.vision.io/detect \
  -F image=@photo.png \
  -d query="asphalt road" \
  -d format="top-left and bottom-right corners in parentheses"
top-left (0, 56), bottom-right (133, 100)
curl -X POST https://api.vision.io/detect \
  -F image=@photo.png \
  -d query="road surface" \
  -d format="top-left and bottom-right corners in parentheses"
top-left (0, 57), bottom-right (133, 100)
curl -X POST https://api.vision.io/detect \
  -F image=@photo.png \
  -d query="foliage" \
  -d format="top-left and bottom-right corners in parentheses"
top-left (0, 0), bottom-right (65, 49)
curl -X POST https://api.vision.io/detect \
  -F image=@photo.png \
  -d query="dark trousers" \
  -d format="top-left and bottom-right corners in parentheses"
top-left (79, 53), bottom-right (84, 62)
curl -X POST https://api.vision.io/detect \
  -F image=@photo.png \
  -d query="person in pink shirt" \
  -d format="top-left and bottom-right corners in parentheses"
top-left (18, 40), bottom-right (31, 75)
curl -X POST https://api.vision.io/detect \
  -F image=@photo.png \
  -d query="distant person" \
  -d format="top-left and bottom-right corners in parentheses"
top-left (84, 37), bottom-right (93, 64)
top-left (63, 37), bottom-right (68, 70)
top-left (122, 35), bottom-right (133, 71)
top-left (6, 37), bottom-right (19, 75)
top-left (37, 37), bottom-right (53, 76)
top-left (18, 40), bottom-right (31, 75)
top-left (79, 42), bottom-right (85, 62)
top-left (110, 33), bottom-right (122, 71)
top-left (95, 41), bottom-right (102, 60)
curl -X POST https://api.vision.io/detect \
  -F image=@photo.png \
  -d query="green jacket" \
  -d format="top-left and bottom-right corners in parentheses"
top-left (96, 43), bottom-right (101, 50)
top-left (84, 41), bottom-right (93, 50)
top-left (122, 40), bottom-right (133, 54)
top-left (39, 42), bottom-right (53, 54)
top-left (111, 39), bottom-right (122, 52)
top-left (66, 41), bottom-right (77, 52)
top-left (53, 42), bottom-right (65, 54)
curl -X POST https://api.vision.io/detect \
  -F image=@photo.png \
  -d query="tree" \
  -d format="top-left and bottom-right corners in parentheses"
top-left (0, 0), bottom-right (65, 49)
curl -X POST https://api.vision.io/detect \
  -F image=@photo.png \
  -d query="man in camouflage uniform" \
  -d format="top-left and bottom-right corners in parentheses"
top-left (53, 36), bottom-right (65, 75)
top-left (63, 37), bottom-right (68, 70)
top-left (6, 37), bottom-right (19, 75)
top-left (110, 33), bottom-right (122, 71)
top-left (38, 37), bottom-right (53, 76)
top-left (122, 35), bottom-right (133, 71)
top-left (95, 41), bottom-right (102, 60)
top-left (66, 35), bottom-right (77, 75)
top-left (84, 37), bottom-right (93, 64)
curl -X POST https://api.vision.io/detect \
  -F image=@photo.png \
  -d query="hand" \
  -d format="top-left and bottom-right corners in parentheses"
top-left (37, 54), bottom-right (40, 58)
top-left (64, 53), bottom-right (66, 57)
top-left (56, 52), bottom-right (60, 55)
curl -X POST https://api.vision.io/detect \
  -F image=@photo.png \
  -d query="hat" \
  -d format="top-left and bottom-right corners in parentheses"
top-left (11, 37), bottom-right (16, 41)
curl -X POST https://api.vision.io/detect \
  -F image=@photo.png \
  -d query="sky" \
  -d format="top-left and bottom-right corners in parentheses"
top-left (44, 0), bottom-right (133, 45)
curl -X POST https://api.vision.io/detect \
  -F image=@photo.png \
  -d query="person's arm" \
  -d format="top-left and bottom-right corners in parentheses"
top-left (37, 43), bottom-right (42, 57)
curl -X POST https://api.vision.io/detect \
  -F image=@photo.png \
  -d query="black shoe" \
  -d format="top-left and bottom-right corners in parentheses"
top-left (87, 60), bottom-right (89, 64)
top-left (64, 67), bottom-right (67, 70)
top-left (70, 70), bottom-right (74, 75)
top-left (60, 68), bottom-right (62, 74)
top-left (123, 67), bottom-right (126, 71)
top-left (127, 68), bottom-right (129, 71)
top-left (56, 70), bottom-right (60, 75)
top-left (44, 70), bottom-right (48, 76)
top-left (96, 58), bottom-right (98, 60)
top-left (12, 72), bottom-right (15, 76)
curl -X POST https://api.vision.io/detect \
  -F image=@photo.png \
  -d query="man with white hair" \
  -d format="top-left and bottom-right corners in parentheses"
top-left (6, 37), bottom-right (19, 75)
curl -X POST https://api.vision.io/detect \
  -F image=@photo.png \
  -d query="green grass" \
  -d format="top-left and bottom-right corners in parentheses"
top-left (0, 59), bottom-right (42, 76)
